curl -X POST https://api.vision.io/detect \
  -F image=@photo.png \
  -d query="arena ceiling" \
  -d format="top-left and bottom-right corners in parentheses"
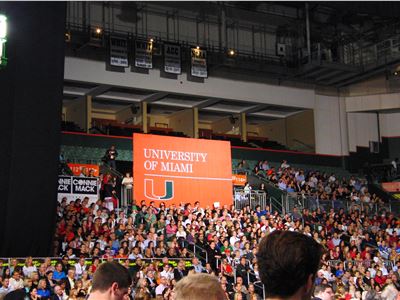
top-left (63, 80), bottom-right (305, 124)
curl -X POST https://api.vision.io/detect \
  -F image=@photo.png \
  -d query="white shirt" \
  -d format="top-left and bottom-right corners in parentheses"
top-left (74, 263), bottom-right (86, 279)
top-left (160, 270), bottom-right (174, 281)
top-left (122, 177), bottom-right (133, 189)
top-left (23, 265), bottom-right (37, 277)
top-left (230, 236), bottom-right (239, 247)
top-left (9, 278), bottom-right (24, 291)
top-left (155, 284), bottom-right (167, 295)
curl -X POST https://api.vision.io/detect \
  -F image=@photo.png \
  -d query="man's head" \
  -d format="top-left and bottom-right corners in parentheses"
top-left (257, 230), bottom-right (323, 299)
top-left (314, 284), bottom-right (335, 300)
top-left (90, 262), bottom-right (132, 300)
top-left (174, 273), bottom-right (226, 300)
top-left (54, 285), bottom-right (64, 296)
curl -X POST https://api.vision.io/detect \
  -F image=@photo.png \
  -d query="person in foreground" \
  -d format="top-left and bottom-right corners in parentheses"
top-left (87, 261), bottom-right (132, 300)
top-left (257, 230), bottom-right (324, 300)
top-left (173, 273), bottom-right (226, 300)
top-left (312, 284), bottom-right (335, 300)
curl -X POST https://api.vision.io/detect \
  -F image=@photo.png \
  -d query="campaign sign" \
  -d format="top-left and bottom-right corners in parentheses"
top-left (57, 176), bottom-right (99, 204)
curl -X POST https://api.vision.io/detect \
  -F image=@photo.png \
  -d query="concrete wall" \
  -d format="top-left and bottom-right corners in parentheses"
top-left (347, 112), bottom-right (379, 152)
top-left (65, 57), bottom-right (316, 109)
top-left (380, 112), bottom-right (400, 137)
top-left (346, 92), bottom-right (400, 112)
top-left (212, 117), bottom-right (239, 135)
top-left (286, 110), bottom-right (315, 150)
top-left (168, 109), bottom-right (194, 137)
top-left (149, 115), bottom-right (170, 127)
top-left (92, 111), bottom-right (116, 120)
top-left (314, 95), bottom-right (349, 156)
top-left (65, 98), bottom-right (86, 131)
top-left (116, 107), bottom-right (134, 124)
top-left (258, 119), bottom-right (287, 145)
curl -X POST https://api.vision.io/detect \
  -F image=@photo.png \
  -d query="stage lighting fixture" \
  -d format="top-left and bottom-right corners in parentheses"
top-left (95, 27), bottom-right (102, 35)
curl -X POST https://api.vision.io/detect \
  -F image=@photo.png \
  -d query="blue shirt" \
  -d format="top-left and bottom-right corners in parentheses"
top-left (53, 270), bottom-right (66, 281)
top-left (37, 288), bottom-right (51, 298)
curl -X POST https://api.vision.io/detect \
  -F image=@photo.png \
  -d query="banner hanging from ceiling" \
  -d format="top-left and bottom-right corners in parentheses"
top-left (164, 43), bottom-right (181, 74)
top-left (135, 40), bottom-right (153, 69)
top-left (191, 47), bottom-right (207, 78)
top-left (109, 36), bottom-right (129, 67)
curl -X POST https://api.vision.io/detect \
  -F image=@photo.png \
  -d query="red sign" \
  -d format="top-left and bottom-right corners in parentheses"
top-left (133, 133), bottom-right (232, 207)
top-left (67, 163), bottom-right (100, 177)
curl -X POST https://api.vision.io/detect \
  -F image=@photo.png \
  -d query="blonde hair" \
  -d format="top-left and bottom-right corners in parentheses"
top-left (174, 274), bottom-right (226, 300)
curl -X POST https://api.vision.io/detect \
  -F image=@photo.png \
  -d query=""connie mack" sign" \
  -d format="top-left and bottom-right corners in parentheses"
top-left (57, 176), bottom-right (99, 204)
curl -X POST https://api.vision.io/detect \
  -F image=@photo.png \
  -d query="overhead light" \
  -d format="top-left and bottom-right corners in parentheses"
top-left (95, 27), bottom-right (102, 35)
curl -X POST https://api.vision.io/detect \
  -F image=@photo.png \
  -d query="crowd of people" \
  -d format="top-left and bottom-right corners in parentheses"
top-left (1, 156), bottom-right (399, 300)
top-left (238, 159), bottom-right (386, 214)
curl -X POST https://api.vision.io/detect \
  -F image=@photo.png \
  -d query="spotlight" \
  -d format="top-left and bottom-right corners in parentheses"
top-left (196, 46), bottom-right (200, 50)
top-left (395, 71), bottom-right (399, 76)
top-left (95, 27), bottom-right (102, 35)
top-left (228, 49), bottom-right (236, 56)
top-left (150, 38), bottom-right (154, 42)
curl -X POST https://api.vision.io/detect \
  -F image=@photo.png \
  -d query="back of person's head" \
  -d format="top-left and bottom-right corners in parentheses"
top-left (314, 284), bottom-right (334, 299)
top-left (174, 273), bottom-right (226, 300)
top-left (4, 289), bottom-right (26, 300)
top-left (364, 290), bottom-right (382, 300)
top-left (257, 230), bottom-right (323, 299)
top-left (91, 262), bottom-right (131, 293)
top-left (381, 284), bottom-right (398, 300)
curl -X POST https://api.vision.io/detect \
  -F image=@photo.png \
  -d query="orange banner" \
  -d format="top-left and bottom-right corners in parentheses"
top-left (382, 182), bottom-right (400, 193)
top-left (133, 133), bottom-right (232, 207)
top-left (232, 174), bottom-right (247, 186)
top-left (67, 163), bottom-right (100, 177)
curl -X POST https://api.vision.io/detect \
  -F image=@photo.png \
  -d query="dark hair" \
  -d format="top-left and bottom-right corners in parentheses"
top-left (257, 230), bottom-right (323, 298)
top-left (314, 284), bottom-right (332, 295)
top-left (91, 262), bottom-right (131, 292)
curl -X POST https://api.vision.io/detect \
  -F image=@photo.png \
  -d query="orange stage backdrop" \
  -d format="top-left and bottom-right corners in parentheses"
top-left (133, 133), bottom-right (232, 207)
top-left (67, 163), bottom-right (100, 177)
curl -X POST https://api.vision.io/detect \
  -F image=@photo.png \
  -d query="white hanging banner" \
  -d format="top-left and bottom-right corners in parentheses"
top-left (191, 48), bottom-right (207, 78)
top-left (164, 43), bottom-right (181, 74)
top-left (135, 40), bottom-right (153, 69)
top-left (109, 36), bottom-right (129, 67)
